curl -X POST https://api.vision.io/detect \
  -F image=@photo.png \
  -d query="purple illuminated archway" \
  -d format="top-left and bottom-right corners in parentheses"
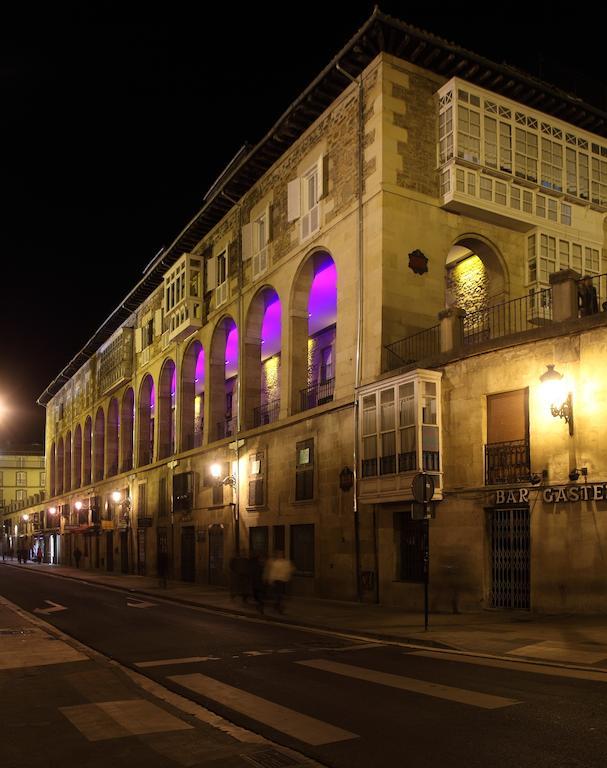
top-left (181, 340), bottom-right (205, 450)
top-left (138, 375), bottom-right (155, 466)
top-left (158, 359), bottom-right (176, 459)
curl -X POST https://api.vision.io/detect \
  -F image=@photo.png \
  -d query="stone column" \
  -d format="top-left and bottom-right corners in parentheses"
top-left (549, 269), bottom-right (580, 322)
top-left (438, 307), bottom-right (465, 354)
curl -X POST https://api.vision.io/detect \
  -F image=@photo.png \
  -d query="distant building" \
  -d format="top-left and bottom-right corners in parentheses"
top-left (5, 9), bottom-right (607, 610)
top-left (1, 445), bottom-right (45, 554)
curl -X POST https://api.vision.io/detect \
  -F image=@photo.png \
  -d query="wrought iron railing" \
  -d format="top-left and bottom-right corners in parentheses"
top-left (577, 272), bottom-right (607, 317)
top-left (216, 417), bottom-right (237, 440)
top-left (253, 399), bottom-right (280, 427)
top-left (384, 324), bottom-right (440, 370)
top-left (464, 289), bottom-right (552, 346)
top-left (300, 378), bottom-right (335, 412)
top-left (485, 439), bottom-right (531, 485)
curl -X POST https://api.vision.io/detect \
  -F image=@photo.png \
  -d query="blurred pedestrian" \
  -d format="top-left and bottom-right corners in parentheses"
top-left (264, 551), bottom-right (295, 614)
top-left (249, 553), bottom-right (265, 614)
top-left (579, 275), bottom-right (598, 316)
top-left (36, 547), bottom-right (43, 564)
top-left (74, 547), bottom-right (82, 568)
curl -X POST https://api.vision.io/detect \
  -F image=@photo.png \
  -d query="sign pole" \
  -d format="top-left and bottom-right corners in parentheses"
top-left (424, 514), bottom-right (429, 631)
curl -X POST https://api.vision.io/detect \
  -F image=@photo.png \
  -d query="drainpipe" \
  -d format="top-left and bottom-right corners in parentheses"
top-left (222, 190), bottom-right (242, 555)
top-left (336, 62), bottom-right (364, 601)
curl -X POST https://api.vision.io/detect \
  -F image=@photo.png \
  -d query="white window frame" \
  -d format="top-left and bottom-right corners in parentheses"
top-left (252, 208), bottom-right (270, 280)
top-left (301, 164), bottom-right (320, 240)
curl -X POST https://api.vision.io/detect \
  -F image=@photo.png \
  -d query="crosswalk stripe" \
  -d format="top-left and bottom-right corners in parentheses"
top-left (60, 700), bottom-right (193, 741)
top-left (168, 673), bottom-right (358, 745)
top-left (411, 650), bottom-right (607, 682)
top-left (135, 656), bottom-right (220, 668)
top-left (297, 659), bottom-right (520, 709)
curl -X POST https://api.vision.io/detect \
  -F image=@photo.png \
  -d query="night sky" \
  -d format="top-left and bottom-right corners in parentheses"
top-left (1, 1), bottom-right (605, 447)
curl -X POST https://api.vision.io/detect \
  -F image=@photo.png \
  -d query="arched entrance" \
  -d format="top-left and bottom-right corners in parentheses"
top-left (445, 236), bottom-right (507, 316)
top-left (290, 251), bottom-right (337, 413)
top-left (244, 287), bottom-right (281, 428)
top-left (209, 317), bottom-right (238, 440)
top-left (158, 359), bottom-right (176, 460)
top-left (138, 375), bottom-right (155, 466)
top-left (180, 341), bottom-right (205, 450)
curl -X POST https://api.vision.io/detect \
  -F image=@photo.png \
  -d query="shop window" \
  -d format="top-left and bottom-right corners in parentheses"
top-left (396, 513), bottom-right (426, 582)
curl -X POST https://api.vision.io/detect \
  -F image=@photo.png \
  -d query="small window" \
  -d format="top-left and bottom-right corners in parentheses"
top-left (0, 471), bottom-right (3, 486)
top-left (290, 523), bottom-right (315, 575)
top-left (16, 471), bottom-right (26, 486)
top-left (295, 439), bottom-right (314, 501)
top-left (248, 452), bottom-right (265, 507)
top-left (40, 472), bottom-right (46, 487)
top-left (16, 489), bottom-right (26, 502)
top-left (273, 525), bottom-right (285, 554)
top-left (216, 250), bottom-right (228, 306)
top-left (158, 477), bottom-right (168, 517)
top-left (249, 526), bottom-right (269, 557)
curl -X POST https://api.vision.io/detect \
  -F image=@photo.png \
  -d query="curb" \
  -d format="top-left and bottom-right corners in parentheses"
top-left (1, 561), bottom-right (455, 651)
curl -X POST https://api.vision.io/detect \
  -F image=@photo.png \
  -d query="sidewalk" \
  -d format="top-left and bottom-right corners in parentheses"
top-left (0, 589), bottom-right (322, 768)
top-left (3, 560), bottom-right (607, 667)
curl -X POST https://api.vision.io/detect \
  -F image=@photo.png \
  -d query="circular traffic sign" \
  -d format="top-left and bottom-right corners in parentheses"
top-left (411, 473), bottom-right (435, 503)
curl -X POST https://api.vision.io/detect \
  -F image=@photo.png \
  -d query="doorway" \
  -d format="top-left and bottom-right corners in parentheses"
top-left (489, 507), bottom-right (530, 609)
top-left (181, 526), bottom-right (195, 582)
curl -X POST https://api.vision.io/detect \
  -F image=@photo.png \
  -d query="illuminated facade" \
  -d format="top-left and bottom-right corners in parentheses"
top-left (0, 446), bottom-right (45, 555)
top-left (6, 10), bottom-right (607, 610)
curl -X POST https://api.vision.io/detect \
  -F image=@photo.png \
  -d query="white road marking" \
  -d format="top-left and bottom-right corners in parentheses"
top-left (60, 699), bottom-right (193, 741)
top-left (127, 599), bottom-right (157, 609)
top-left (168, 673), bottom-right (358, 745)
top-left (135, 656), bottom-right (220, 668)
top-left (243, 650), bottom-right (274, 656)
top-left (410, 650), bottom-right (607, 682)
top-left (507, 641), bottom-right (607, 665)
top-left (297, 659), bottom-right (520, 710)
top-left (33, 600), bottom-right (68, 615)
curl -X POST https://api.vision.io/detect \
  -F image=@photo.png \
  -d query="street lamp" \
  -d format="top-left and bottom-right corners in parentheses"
top-left (22, 514), bottom-right (29, 522)
top-left (48, 507), bottom-right (57, 515)
top-left (540, 364), bottom-right (574, 436)
top-left (74, 501), bottom-right (83, 511)
top-left (111, 491), bottom-right (122, 504)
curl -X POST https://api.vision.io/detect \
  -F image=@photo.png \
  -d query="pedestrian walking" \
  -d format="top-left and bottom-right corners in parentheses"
top-left (263, 551), bottom-right (295, 614)
top-left (36, 547), bottom-right (43, 564)
top-left (249, 553), bottom-right (266, 614)
top-left (74, 547), bottom-right (82, 568)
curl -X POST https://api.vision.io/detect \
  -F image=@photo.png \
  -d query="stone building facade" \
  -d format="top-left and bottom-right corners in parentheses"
top-left (6, 10), bottom-right (607, 611)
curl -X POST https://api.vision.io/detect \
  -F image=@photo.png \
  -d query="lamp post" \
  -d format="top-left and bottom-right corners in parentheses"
top-left (540, 364), bottom-right (574, 436)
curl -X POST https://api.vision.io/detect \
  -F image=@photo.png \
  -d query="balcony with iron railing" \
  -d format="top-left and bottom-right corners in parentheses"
top-left (384, 287), bottom-right (554, 372)
top-left (216, 417), bottom-right (237, 441)
top-left (300, 375), bottom-right (335, 412)
top-left (485, 439), bottom-right (531, 485)
top-left (253, 399), bottom-right (280, 428)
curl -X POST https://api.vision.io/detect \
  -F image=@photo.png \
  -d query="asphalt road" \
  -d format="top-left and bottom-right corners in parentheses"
top-left (2, 564), bottom-right (607, 768)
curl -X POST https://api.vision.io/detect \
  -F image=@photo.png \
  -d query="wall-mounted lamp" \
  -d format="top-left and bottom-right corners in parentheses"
top-left (339, 466), bottom-right (354, 492)
top-left (210, 462), bottom-right (236, 488)
top-left (74, 501), bottom-right (83, 511)
top-left (22, 514), bottom-right (29, 522)
top-left (539, 364), bottom-right (574, 436)
top-left (48, 506), bottom-right (57, 515)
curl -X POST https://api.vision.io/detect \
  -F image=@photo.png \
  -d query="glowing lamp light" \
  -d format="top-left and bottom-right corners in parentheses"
top-left (48, 506), bottom-right (57, 515)
top-left (111, 491), bottom-right (122, 503)
top-left (210, 463), bottom-right (222, 479)
top-left (540, 364), bottom-right (573, 436)
top-left (22, 514), bottom-right (29, 522)
top-left (74, 501), bottom-right (83, 511)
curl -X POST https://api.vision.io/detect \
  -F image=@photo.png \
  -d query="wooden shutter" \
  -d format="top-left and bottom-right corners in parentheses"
top-left (206, 256), bottom-right (217, 291)
top-left (154, 309), bottom-right (163, 337)
top-left (287, 178), bottom-right (301, 221)
top-left (487, 389), bottom-right (528, 444)
top-left (241, 223), bottom-right (253, 261)
top-left (134, 327), bottom-right (143, 353)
